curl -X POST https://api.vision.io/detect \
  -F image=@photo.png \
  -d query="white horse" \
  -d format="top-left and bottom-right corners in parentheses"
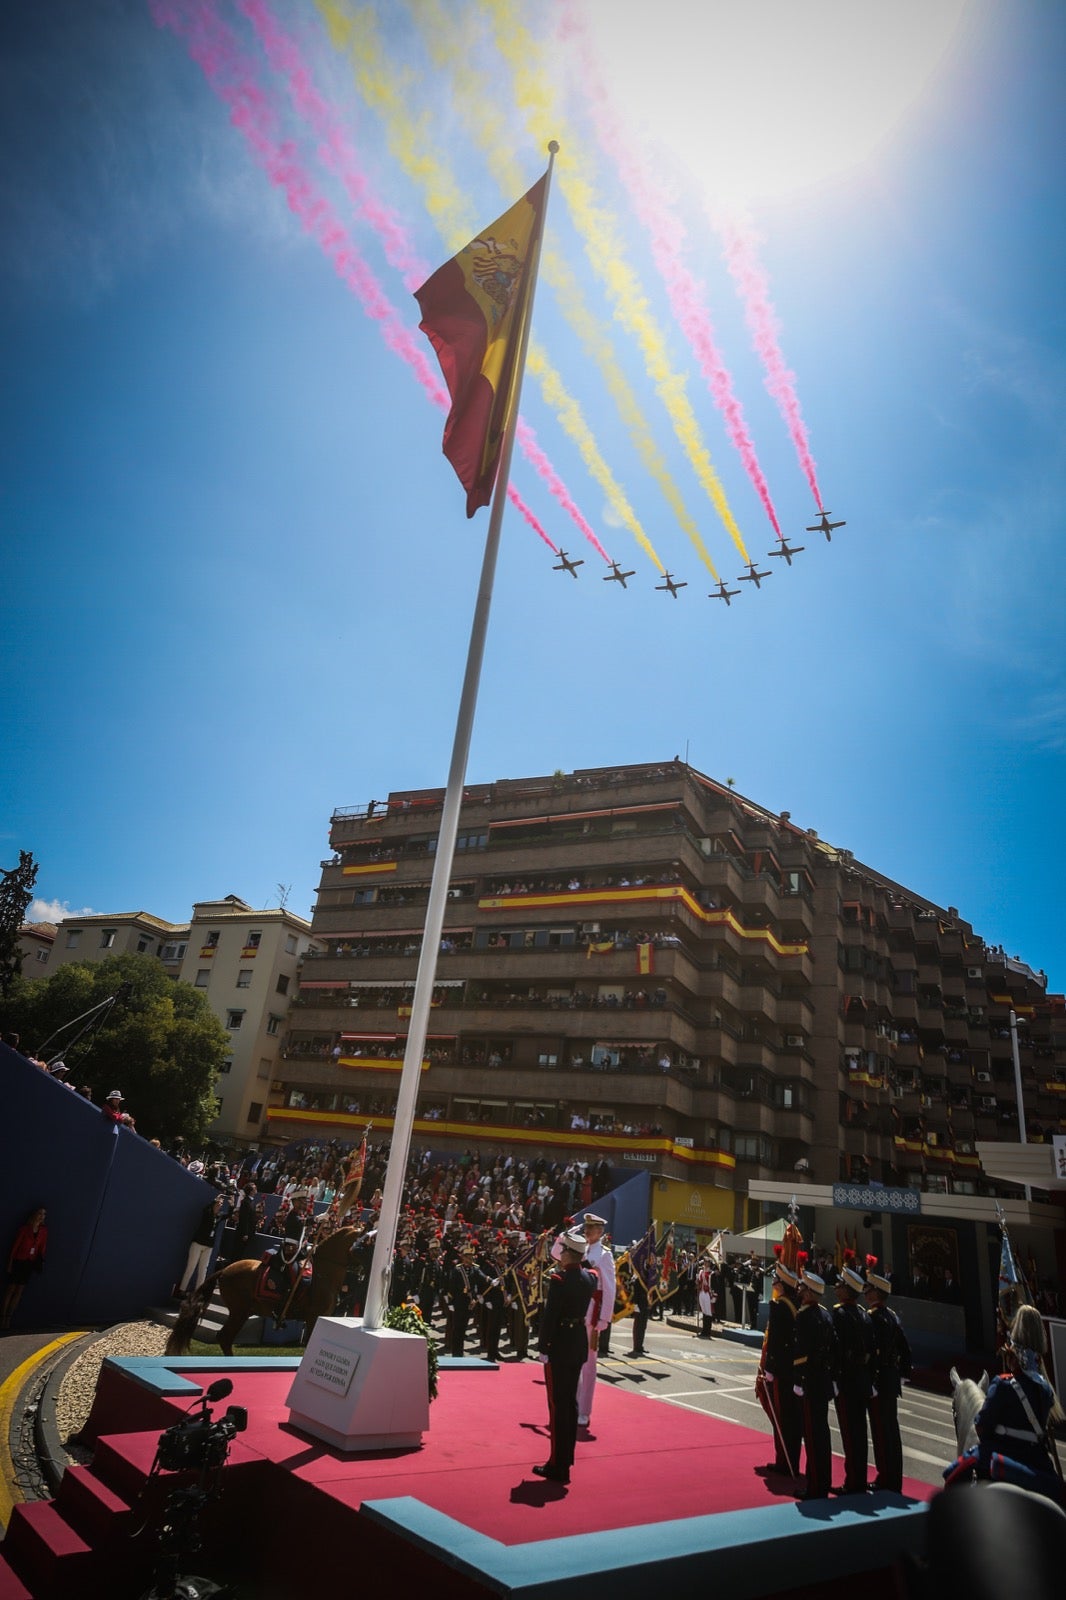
top-left (950, 1366), bottom-right (989, 1455)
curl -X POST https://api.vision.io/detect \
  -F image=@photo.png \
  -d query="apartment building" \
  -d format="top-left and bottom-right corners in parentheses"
top-left (271, 761), bottom-right (1066, 1247)
top-left (30, 896), bottom-right (320, 1140)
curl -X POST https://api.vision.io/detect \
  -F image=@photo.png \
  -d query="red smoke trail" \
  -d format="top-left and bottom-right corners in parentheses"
top-left (559, 1), bottom-right (782, 540)
top-left (720, 212), bottom-right (824, 512)
top-left (516, 419), bottom-right (609, 561)
top-left (148, 0), bottom-right (553, 548)
top-left (238, 1), bottom-right (601, 559)
top-left (237, 0), bottom-right (430, 292)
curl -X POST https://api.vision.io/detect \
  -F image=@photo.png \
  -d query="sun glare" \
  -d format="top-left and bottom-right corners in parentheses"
top-left (581, 0), bottom-right (972, 206)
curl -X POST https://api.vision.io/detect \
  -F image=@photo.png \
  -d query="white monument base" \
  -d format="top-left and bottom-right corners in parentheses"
top-left (285, 1318), bottom-right (430, 1452)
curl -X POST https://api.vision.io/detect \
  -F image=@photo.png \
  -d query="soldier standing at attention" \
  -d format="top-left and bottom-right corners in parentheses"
top-left (864, 1256), bottom-right (912, 1493)
top-left (792, 1266), bottom-right (839, 1500)
top-left (832, 1251), bottom-right (877, 1494)
top-left (575, 1212), bottom-right (616, 1427)
top-left (755, 1246), bottom-right (802, 1480)
top-left (534, 1230), bottom-right (596, 1485)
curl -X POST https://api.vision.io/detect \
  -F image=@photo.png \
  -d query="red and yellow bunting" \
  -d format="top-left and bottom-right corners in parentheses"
top-left (478, 882), bottom-right (809, 956)
top-left (267, 1105), bottom-right (735, 1170)
top-left (342, 861), bottom-right (398, 876)
top-left (337, 1054), bottom-right (429, 1074)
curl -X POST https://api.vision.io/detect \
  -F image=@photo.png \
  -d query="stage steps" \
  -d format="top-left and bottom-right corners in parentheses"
top-left (0, 1449), bottom-right (143, 1599)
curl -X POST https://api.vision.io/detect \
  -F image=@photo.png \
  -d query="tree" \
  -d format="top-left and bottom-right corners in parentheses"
top-left (0, 850), bottom-right (38, 998)
top-left (0, 954), bottom-right (230, 1144)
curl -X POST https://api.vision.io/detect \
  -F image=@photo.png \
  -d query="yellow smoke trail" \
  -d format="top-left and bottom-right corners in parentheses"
top-left (316, 0), bottom-right (668, 572)
top-left (413, 0), bottom-right (714, 578)
top-left (483, 0), bottom-right (751, 567)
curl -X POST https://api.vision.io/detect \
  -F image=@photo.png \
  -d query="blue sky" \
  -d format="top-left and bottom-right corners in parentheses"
top-left (2, 0), bottom-right (1064, 989)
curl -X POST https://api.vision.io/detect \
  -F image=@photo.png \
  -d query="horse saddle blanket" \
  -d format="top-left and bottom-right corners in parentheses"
top-left (257, 1256), bottom-right (311, 1307)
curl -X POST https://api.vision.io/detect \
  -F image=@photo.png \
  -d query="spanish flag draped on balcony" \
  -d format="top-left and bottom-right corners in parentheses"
top-left (415, 171), bottom-right (549, 516)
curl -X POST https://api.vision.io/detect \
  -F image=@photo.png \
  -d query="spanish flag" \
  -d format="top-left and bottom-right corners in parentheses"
top-left (416, 173), bottom-right (548, 516)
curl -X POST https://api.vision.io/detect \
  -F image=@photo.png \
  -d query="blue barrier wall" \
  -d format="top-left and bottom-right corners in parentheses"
top-left (1, 1044), bottom-right (215, 1327)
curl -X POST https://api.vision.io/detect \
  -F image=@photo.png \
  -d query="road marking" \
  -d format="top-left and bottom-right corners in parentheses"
top-left (0, 1334), bottom-right (86, 1529)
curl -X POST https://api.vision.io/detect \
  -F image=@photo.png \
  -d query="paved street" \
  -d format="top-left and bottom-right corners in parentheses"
top-left (595, 1320), bottom-right (958, 1489)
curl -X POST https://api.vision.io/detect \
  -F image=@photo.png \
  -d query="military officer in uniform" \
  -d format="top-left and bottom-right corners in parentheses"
top-left (534, 1229), bottom-right (597, 1485)
top-left (444, 1241), bottom-right (487, 1357)
top-left (575, 1212), bottom-right (616, 1427)
top-left (792, 1265), bottom-right (839, 1500)
top-left (864, 1255), bottom-right (912, 1492)
top-left (756, 1247), bottom-right (802, 1479)
top-left (832, 1251), bottom-right (876, 1494)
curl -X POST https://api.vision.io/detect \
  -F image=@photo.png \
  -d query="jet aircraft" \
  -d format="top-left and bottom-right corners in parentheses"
top-left (656, 571), bottom-right (688, 598)
top-left (768, 539), bottom-right (805, 566)
top-left (709, 580), bottom-right (741, 606)
top-left (603, 561), bottom-right (636, 588)
top-left (738, 562), bottom-right (771, 589)
top-left (553, 550), bottom-right (584, 578)
top-left (805, 511), bottom-right (846, 541)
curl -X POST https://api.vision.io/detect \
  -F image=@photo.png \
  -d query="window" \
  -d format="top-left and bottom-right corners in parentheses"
top-left (218, 1058), bottom-right (233, 1074)
top-left (285, 935), bottom-right (297, 955)
top-left (195, 970), bottom-right (210, 988)
top-left (266, 1014), bottom-right (282, 1036)
top-left (247, 1102), bottom-right (263, 1123)
top-left (236, 970), bottom-right (252, 988)
top-left (162, 942), bottom-right (187, 961)
top-left (226, 1010), bottom-right (244, 1030)
top-left (537, 1052), bottom-right (558, 1068)
top-left (246, 931), bottom-right (262, 949)
top-left (276, 974), bottom-right (290, 996)
top-left (100, 929), bottom-right (117, 949)
top-left (136, 937), bottom-right (152, 954)
top-left (353, 889), bottom-right (378, 905)
top-left (65, 929), bottom-right (82, 949)
top-left (35, 948), bottom-right (49, 964)
top-left (205, 930), bottom-right (220, 948)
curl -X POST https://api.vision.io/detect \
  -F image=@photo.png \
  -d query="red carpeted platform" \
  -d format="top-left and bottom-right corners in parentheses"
top-left (2, 1357), bottom-right (936, 1599)
top-left (172, 1360), bottom-right (932, 1543)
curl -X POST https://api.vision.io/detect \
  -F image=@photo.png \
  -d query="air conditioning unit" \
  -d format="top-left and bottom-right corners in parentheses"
top-left (785, 1034), bottom-right (805, 1047)
top-left (967, 967), bottom-right (983, 979)
top-left (957, 1141), bottom-right (974, 1154)
top-left (975, 1071), bottom-right (992, 1083)
top-left (980, 1096), bottom-right (997, 1111)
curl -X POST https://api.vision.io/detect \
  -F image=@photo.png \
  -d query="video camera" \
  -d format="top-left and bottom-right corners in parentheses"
top-left (156, 1379), bottom-right (247, 1475)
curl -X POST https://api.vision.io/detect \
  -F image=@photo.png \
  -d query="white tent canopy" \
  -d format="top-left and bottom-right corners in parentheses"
top-left (727, 1217), bottom-right (790, 1249)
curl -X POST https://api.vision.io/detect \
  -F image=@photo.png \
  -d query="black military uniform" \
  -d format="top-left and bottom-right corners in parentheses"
top-left (480, 1249), bottom-right (508, 1361)
top-left (832, 1289), bottom-right (876, 1493)
top-left (416, 1245), bottom-right (446, 1327)
top-left (445, 1250), bottom-right (488, 1357)
top-left (758, 1282), bottom-right (801, 1476)
top-left (792, 1282), bottom-right (839, 1500)
top-left (867, 1297), bottom-right (912, 1492)
top-left (536, 1257), bottom-right (597, 1483)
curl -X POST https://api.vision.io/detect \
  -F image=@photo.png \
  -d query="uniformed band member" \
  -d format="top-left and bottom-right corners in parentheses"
top-left (575, 1212), bottom-right (616, 1427)
top-left (696, 1253), bottom-right (715, 1339)
top-left (756, 1249), bottom-right (802, 1479)
top-left (864, 1255), bottom-right (912, 1493)
top-left (832, 1251), bottom-right (876, 1494)
top-left (792, 1266), bottom-right (839, 1500)
top-left (534, 1229), bottom-right (597, 1485)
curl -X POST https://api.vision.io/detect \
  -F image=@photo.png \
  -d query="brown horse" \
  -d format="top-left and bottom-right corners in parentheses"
top-left (166, 1226), bottom-right (363, 1357)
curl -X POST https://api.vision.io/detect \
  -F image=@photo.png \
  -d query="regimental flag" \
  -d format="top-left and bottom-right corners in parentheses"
top-left (628, 1225), bottom-right (658, 1296)
top-left (508, 1236), bottom-right (544, 1323)
top-left (997, 1218), bottom-right (1032, 1328)
top-left (416, 174), bottom-right (548, 516)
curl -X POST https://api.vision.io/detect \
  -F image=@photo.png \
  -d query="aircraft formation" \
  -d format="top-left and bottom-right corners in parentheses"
top-left (553, 517), bottom-right (847, 601)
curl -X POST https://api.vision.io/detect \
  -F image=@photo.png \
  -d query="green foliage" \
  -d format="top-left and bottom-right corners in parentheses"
top-left (0, 953), bottom-right (229, 1144)
top-left (0, 850), bottom-right (39, 998)
top-left (382, 1302), bottom-right (439, 1401)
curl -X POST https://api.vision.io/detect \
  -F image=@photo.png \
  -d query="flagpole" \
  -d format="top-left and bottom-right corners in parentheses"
top-left (362, 143), bottom-right (559, 1330)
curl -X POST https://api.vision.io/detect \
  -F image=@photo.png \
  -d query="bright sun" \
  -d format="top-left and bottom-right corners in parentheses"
top-left (581, 0), bottom-right (973, 206)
